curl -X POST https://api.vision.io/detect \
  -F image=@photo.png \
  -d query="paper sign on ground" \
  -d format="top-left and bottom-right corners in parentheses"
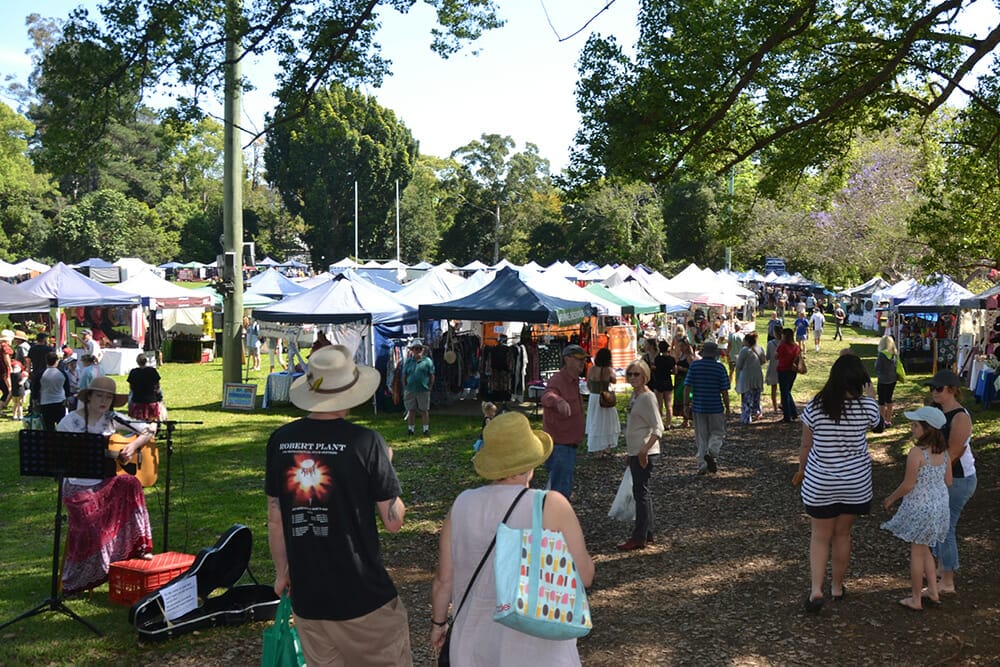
top-left (160, 575), bottom-right (198, 621)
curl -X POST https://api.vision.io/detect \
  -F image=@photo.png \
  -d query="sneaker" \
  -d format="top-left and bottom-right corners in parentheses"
top-left (616, 538), bottom-right (646, 552)
top-left (407, 428), bottom-right (414, 436)
top-left (705, 454), bottom-right (717, 473)
top-left (423, 429), bottom-right (430, 436)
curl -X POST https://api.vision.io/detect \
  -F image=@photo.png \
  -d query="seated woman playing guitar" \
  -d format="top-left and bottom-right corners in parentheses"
top-left (56, 376), bottom-right (156, 594)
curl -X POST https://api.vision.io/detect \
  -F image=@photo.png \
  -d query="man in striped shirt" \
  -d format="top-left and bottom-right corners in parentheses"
top-left (684, 341), bottom-right (731, 475)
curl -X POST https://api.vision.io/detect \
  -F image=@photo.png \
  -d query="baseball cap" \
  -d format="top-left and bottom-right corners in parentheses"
top-left (562, 344), bottom-right (588, 360)
top-left (924, 369), bottom-right (961, 389)
top-left (903, 406), bottom-right (946, 429)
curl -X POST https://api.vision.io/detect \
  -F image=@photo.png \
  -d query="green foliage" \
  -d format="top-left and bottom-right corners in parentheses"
top-left (0, 102), bottom-right (57, 260)
top-left (572, 0), bottom-right (1000, 196)
top-left (49, 189), bottom-right (177, 263)
top-left (264, 83), bottom-right (417, 265)
top-left (443, 134), bottom-right (555, 263)
top-left (397, 155), bottom-right (461, 263)
top-left (562, 179), bottom-right (666, 269)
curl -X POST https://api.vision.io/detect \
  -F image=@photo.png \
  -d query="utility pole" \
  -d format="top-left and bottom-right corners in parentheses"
top-left (221, 0), bottom-right (244, 386)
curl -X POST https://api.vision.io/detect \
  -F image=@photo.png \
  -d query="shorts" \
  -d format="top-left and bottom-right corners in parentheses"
top-left (796, 333), bottom-right (807, 342)
top-left (403, 390), bottom-right (430, 412)
top-left (877, 381), bottom-right (896, 405)
top-left (805, 501), bottom-right (871, 519)
top-left (295, 596), bottom-right (412, 667)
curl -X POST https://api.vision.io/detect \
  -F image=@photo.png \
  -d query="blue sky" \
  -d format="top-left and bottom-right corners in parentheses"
top-left (2, 1), bottom-right (997, 174)
top-left (0, 1), bottom-right (640, 173)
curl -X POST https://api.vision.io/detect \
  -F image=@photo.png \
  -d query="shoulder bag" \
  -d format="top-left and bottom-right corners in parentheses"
top-left (493, 490), bottom-right (592, 640)
top-left (598, 367), bottom-right (616, 408)
top-left (796, 354), bottom-right (807, 375)
top-left (438, 487), bottom-right (529, 666)
top-left (894, 354), bottom-right (906, 382)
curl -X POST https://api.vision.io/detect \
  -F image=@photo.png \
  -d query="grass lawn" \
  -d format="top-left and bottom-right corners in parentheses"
top-left (0, 313), bottom-right (995, 664)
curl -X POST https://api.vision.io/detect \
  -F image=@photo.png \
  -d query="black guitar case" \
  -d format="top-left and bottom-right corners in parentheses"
top-left (129, 524), bottom-right (279, 640)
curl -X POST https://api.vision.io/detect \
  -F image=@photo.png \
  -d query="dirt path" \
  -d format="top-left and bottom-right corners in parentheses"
top-left (396, 413), bottom-right (998, 666)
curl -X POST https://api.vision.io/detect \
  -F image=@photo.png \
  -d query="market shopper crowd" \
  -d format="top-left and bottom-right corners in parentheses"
top-left (262, 300), bottom-right (981, 666)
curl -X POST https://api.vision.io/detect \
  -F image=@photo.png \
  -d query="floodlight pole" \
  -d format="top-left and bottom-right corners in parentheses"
top-left (222, 0), bottom-right (245, 386)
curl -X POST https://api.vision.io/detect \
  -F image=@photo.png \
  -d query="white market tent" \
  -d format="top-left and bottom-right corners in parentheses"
top-left (116, 269), bottom-right (213, 308)
top-left (114, 257), bottom-right (161, 281)
top-left (394, 265), bottom-right (468, 307)
top-left (526, 272), bottom-right (622, 316)
top-left (15, 258), bottom-right (50, 274)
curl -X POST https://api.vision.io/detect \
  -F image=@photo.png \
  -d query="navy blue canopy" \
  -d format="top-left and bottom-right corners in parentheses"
top-left (418, 267), bottom-right (590, 325)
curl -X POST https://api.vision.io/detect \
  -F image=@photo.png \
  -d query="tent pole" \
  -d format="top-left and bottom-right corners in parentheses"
top-left (370, 320), bottom-right (377, 416)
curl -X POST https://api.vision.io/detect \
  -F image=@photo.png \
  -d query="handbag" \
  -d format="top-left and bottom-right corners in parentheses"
top-left (608, 467), bottom-right (635, 521)
top-left (796, 355), bottom-right (807, 375)
top-left (894, 355), bottom-right (906, 382)
top-left (598, 368), bottom-right (616, 408)
top-left (438, 488), bottom-right (529, 666)
top-left (260, 593), bottom-right (306, 667)
top-left (494, 490), bottom-right (592, 640)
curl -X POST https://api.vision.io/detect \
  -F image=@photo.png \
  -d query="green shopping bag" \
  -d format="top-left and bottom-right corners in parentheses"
top-left (261, 593), bottom-right (306, 667)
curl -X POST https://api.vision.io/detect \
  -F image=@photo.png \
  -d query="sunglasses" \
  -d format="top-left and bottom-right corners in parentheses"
top-left (929, 386), bottom-right (946, 392)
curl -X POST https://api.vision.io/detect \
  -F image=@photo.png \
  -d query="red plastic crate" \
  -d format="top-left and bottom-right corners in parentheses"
top-left (108, 552), bottom-right (195, 606)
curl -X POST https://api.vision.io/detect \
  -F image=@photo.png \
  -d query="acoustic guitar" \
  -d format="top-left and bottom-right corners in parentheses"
top-left (107, 433), bottom-right (159, 487)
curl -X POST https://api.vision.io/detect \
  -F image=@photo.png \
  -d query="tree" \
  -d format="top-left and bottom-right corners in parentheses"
top-left (397, 155), bottom-right (461, 263)
top-left (446, 134), bottom-right (554, 263)
top-left (264, 83), bottom-right (417, 266)
top-left (30, 0), bottom-right (503, 384)
top-left (572, 0), bottom-right (1000, 193)
top-left (739, 127), bottom-right (931, 284)
top-left (560, 179), bottom-right (665, 269)
top-left (0, 102), bottom-right (57, 260)
top-left (49, 189), bottom-right (176, 263)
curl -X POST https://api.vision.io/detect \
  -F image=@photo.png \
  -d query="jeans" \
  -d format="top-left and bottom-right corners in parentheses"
top-left (833, 323), bottom-right (844, 340)
top-left (778, 370), bottom-right (798, 421)
top-left (545, 444), bottom-right (578, 499)
top-left (933, 475), bottom-right (977, 571)
top-left (629, 453), bottom-right (658, 542)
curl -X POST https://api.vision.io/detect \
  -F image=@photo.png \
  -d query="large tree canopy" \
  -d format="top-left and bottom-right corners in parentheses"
top-left (37, 0), bottom-right (503, 139)
top-left (573, 0), bottom-right (1000, 192)
top-left (264, 83), bottom-right (417, 266)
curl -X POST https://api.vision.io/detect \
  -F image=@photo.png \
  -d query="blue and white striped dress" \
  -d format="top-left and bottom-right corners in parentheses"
top-left (800, 397), bottom-right (881, 507)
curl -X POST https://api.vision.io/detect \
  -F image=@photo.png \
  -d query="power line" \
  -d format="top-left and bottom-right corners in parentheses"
top-left (539, 0), bottom-right (620, 43)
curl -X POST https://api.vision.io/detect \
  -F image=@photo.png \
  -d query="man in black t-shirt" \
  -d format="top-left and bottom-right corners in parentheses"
top-left (266, 345), bottom-right (411, 666)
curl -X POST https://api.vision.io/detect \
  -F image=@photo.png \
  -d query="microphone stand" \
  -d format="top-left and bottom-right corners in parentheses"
top-left (157, 419), bottom-right (202, 551)
top-left (111, 414), bottom-right (203, 553)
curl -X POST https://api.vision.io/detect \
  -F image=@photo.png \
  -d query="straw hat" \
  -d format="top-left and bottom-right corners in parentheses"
top-left (77, 376), bottom-right (128, 408)
top-left (289, 345), bottom-right (380, 413)
top-left (12, 330), bottom-right (28, 342)
top-left (473, 412), bottom-right (553, 480)
top-left (0, 329), bottom-right (13, 343)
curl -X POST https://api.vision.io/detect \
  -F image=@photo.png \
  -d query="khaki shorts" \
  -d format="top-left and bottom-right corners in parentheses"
top-left (403, 390), bottom-right (430, 412)
top-left (294, 596), bottom-right (412, 667)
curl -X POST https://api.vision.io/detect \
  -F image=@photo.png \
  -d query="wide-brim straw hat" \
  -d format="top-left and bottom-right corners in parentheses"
top-left (473, 412), bottom-right (553, 480)
top-left (289, 344), bottom-right (380, 413)
top-left (12, 330), bottom-right (28, 342)
top-left (78, 376), bottom-right (128, 408)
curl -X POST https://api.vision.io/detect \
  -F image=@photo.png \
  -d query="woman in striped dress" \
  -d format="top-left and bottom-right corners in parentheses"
top-left (793, 355), bottom-right (883, 612)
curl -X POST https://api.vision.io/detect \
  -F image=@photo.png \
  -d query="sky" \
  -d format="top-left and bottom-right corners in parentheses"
top-left (0, 1), bottom-right (641, 173)
top-left (2, 1), bottom-right (998, 175)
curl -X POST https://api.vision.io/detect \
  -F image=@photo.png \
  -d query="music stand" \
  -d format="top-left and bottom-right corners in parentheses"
top-left (0, 430), bottom-right (112, 636)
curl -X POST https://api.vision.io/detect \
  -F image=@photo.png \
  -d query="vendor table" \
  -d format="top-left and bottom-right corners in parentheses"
top-left (99, 349), bottom-right (142, 376)
top-left (263, 371), bottom-right (301, 408)
top-left (974, 368), bottom-right (997, 409)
